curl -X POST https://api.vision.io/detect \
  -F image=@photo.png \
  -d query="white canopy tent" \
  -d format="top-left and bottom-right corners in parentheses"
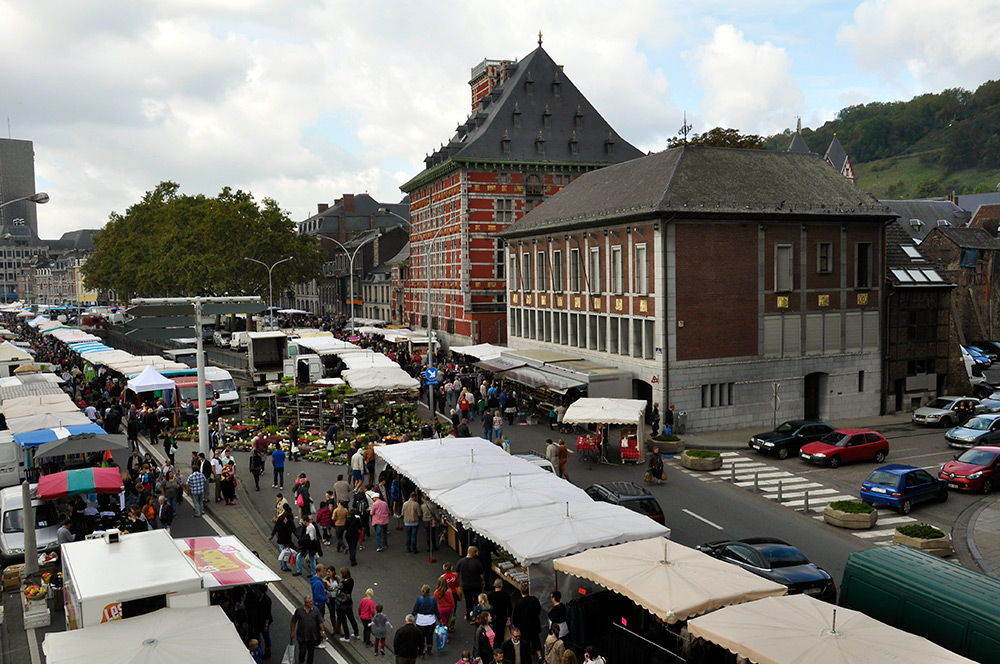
top-left (468, 501), bottom-right (669, 566)
top-left (2, 394), bottom-right (79, 420)
top-left (563, 397), bottom-right (648, 450)
top-left (552, 537), bottom-right (787, 624)
top-left (43, 606), bottom-right (255, 664)
top-left (127, 366), bottom-right (176, 393)
top-left (376, 437), bottom-right (511, 469)
top-left (7, 411), bottom-right (92, 435)
top-left (687, 594), bottom-right (976, 664)
top-left (450, 343), bottom-right (509, 361)
top-left (342, 366), bottom-right (419, 393)
top-left (433, 472), bottom-right (590, 523)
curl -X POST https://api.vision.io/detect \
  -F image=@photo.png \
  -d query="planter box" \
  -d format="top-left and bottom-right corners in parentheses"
top-left (649, 438), bottom-right (685, 454)
top-left (892, 530), bottom-right (953, 557)
top-left (823, 506), bottom-right (878, 529)
top-left (680, 452), bottom-right (723, 471)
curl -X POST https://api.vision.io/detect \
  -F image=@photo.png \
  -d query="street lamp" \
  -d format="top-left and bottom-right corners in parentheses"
top-left (317, 231), bottom-right (380, 332)
top-left (379, 207), bottom-right (448, 420)
top-left (244, 256), bottom-right (292, 329)
top-left (0, 192), bottom-right (49, 211)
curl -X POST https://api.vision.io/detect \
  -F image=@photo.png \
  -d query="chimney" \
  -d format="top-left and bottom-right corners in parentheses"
top-left (317, 203), bottom-right (329, 213)
top-left (342, 194), bottom-right (355, 213)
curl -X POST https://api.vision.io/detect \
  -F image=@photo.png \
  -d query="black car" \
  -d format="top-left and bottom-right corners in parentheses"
top-left (749, 420), bottom-right (835, 460)
top-left (696, 537), bottom-right (836, 602)
top-left (585, 481), bottom-right (665, 525)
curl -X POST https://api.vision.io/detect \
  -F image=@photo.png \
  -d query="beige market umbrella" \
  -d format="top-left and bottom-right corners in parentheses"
top-left (687, 594), bottom-right (976, 664)
top-left (12, 363), bottom-right (40, 374)
top-left (552, 537), bottom-right (786, 624)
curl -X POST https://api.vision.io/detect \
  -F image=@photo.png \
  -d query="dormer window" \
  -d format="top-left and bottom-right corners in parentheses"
top-left (575, 106), bottom-right (584, 130)
top-left (569, 131), bottom-right (579, 156)
top-left (501, 132), bottom-right (511, 155)
top-left (552, 72), bottom-right (561, 97)
top-left (908, 218), bottom-right (923, 232)
top-left (605, 134), bottom-right (615, 157)
top-left (542, 105), bottom-right (552, 128)
top-left (513, 103), bottom-right (521, 129)
top-left (524, 72), bottom-right (534, 94)
top-left (535, 131), bottom-right (546, 156)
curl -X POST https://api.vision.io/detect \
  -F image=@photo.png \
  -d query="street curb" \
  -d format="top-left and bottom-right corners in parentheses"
top-left (963, 498), bottom-right (997, 578)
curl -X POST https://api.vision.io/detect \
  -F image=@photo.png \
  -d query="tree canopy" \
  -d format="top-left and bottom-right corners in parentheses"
top-left (668, 127), bottom-right (767, 150)
top-left (82, 181), bottom-right (324, 301)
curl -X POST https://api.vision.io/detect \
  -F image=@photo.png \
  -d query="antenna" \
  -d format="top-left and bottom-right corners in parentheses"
top-left (677, 112), bottom-right (692, 145)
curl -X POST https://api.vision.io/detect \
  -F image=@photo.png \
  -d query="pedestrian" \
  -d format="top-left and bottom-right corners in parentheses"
top-left (157, 496), bottom-right (173, 532)
top-left (486, 579), bottom-right (512, 642)
top-left (548, 591), bottom-right (568, 639)
top-left (557, 439), bottom-right (571, 481)
top-left (345, 509), bottom-right (362, 566)
top-left (412, 583), bottom-right (440, 654)
top-left (271, 445), bottom-right (286, 489)
top-left (370, 603), bottom-right (392, 656)
top-left (471, 593), bottom-right (493, 625)
top-left (295, 474), bottom-right (312, 519)
top-left (456, 417), bottom-right (471, 438)
top-left (422, 497), bottom-right (439, 562)
top-left (583, 646), bottom-right (606, 664)
top-left (189, 450), bottom-right (200, 475)
top-left (492, 410), bottom-right (503, 442)
top-left (332, 500), bottom-right (349, 552)
top-left (545, 439), bottom-right (559, 471)
top-left (402, 492), bottom-right (421, 554)
top-left (126, 413), bottom-right (140, 452)
top-left (309, 564), bottom-right (328, 619)
top-left (288, 420), bottom-right (299, 460)
top-left (249, 449), bottom-right (265, 491)
top-left (502, 628), bottom-right (532, 664)
top-left (293, 514), bottom-right (319, 577)
top-left (335, 567), bottom-right (360, 641)
top-left (248, 638), bottom-right (264, 664)
top-left (270, 504), bottom-right (295, 571)
top-left (511, 586), bottom-right (543, 662)
top-left (434, 576), bottom-right (456, 633)
top-left (211, 450), bottom-right (224, 503)
top-left (351, 446), bottom-right (365, 491)
top-left (650, 402), bottom-right (660, 436)
top-left (290, 595), bottom-right (326, 664)
top-left (358, 588), bottom-right (376, 647)
top-left (473, 612), bottom-right (495, 660)
top-left (222, 460), bottom-right (238, 505)
top-left (664, 404), bottom-right (675, 435)
top-left (554, 404), bottom-right (568, 433)
top-left (393, 614), bottom-right (424, 664)
top-left (371, 493), bottom-right (389, 552)
top-left (544, 624), bottom-right (565, 664)
top-left (647, 446), bottom-right (665, 485)
top-left (333, 474), bottom-right (352, 506)
top-left (161, 470), bottom-right (182, 515)
top-left (315, 500), bottom-right (333, 545)
top-left (481, 409), bottom-right (493, 441)
top-left (455, 545), bottom-right (485, 622)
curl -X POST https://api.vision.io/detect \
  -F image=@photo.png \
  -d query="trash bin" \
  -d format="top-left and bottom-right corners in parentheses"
top-left (675, 411), bottom-right (688, 435)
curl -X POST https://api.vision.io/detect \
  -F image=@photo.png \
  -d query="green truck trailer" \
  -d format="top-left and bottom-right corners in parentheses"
top-left (840, 546), bottom-right (1000, 663)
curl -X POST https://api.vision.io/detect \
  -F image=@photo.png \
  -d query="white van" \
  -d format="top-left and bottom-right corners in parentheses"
top-left (204, 366), bottom-right (240, 415)
top-left (230, 331), bottom-right (250, 351)
top-left (0, 485), bottom-right (61, 566)
top-left (0, 434), bottom-right (22, 489)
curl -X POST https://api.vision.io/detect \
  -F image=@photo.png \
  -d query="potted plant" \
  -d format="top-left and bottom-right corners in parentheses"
top-left (892, 523), bottom-right (953, 557)
top-left (823, 500), bottom-right (878, 529)
top-left (680, 449), bottom-right (722, 471)
top-left (649, 433), bottom-right (685, 454)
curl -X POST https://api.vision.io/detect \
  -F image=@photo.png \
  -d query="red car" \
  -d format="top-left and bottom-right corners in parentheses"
top-left (799, 429), bottom-right (889, 468)
top-left (938, 445), bottom-right (1000, 494)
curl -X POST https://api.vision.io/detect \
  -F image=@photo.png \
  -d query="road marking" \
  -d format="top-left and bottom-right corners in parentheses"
top-left (891, 451), bottom-right (952, 461)
top-left (780, 494), bottom-right (856, 508)
top-left (763, 486), bottom-right (835, 500)
top-left (682, 508), bottom-right (724, 530)
top-left (874, 516), bottom-right (914, 525)
top-left (853, 528), bottom-right (907, 539)
top-left (735, 476), bottom-right (810, 487)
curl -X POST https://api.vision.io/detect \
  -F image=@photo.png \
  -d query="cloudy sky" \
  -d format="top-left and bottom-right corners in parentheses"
top-left (2, 0), bottom-right (999, 238)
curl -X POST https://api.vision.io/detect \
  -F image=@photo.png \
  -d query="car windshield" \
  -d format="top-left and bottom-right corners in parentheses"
top-left (623, 498), bottom-right (662, 517)
top-left (925, 399), bottom-right (955, 410)
top-left (962, 417), bottom-right (993, 431)
top-left (774, 422), bottom-right (797, 433)
top-left (2, 504), bottom-right (59, 533)
top-left (179, 384), bottom-right (211, 400)
top-left (818, 432), bottom-right (849, 447)
top-left (761, 546), bottom-right (810, 568)
top-left (213, 379), bottom-right (237, 392)
top-left (865, 470), bottom-right (900, 487)
top-left (957, 449), bottom-right (1000, 466)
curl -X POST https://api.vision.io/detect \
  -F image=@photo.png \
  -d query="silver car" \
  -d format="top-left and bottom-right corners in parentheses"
top-left (0, 485), bottom-right (61, 566)
top-left (945, 414), bottom-right (1000, 449)
top-left (912, 396), bottom-right (985, 428)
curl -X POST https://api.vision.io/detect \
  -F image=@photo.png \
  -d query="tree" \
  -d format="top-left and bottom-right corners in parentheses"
top-left (668, 127), bottom-right (766, 150)
top-left (82, 181), bottom-right (324, 301)
top-left (914, 178), bottom-right (945, 198)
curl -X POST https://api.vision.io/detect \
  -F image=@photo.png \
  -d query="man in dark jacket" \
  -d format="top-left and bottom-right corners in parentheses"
top-left (511, 587), bottom-right (542, 662)
top-left (393, 614), bottom-right (424, 663)
top-left (501, 628), bottom-right (532, 664)
top-left (487, 579), bottom-right (512, 641)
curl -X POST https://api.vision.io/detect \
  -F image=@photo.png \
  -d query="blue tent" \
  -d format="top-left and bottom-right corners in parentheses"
top-left (13, 423), bottom-right (107, 448)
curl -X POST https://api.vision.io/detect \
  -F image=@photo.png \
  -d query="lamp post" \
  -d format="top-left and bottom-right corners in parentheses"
top-left (317, 231), bottom-right (380, 332)
top-left (244, 256), bottom-right (292, 329)
top-left (378, 207), bottom-right (448, 420)
top-left (1, 193), bottom-right (48, 303)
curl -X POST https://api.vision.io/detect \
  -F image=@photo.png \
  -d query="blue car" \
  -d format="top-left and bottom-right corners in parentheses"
top-left (860, 464), bottom-right (948, 514)
top-left (964, 346), bottom-right (992, 368)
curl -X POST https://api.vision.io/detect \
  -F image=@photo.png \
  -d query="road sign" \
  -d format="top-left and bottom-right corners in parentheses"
top-left (425, 367), bottom-right (439, 385)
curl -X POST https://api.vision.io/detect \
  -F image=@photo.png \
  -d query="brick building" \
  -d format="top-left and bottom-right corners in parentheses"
top-left (399, 43), bottom-right (642, 345)
top-left (501, 146), bottom-right (893, 432)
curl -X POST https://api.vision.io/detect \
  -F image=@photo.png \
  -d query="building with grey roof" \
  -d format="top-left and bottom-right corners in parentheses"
top-left (882, 199), bottom-right (970, 242)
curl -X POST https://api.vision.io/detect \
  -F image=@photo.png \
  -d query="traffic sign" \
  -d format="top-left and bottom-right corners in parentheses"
top-left (425, 367), bottom-right (439, 385)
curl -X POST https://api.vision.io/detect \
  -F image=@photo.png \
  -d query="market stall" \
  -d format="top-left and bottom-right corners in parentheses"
top-left (562, 398), bottom-right (647, 464)
top-left (173, 536), bottom-right (281, 589)
top-left (125, 365), bottom-right (176, 394)
top-left (37, 467), bottom-right (125, 500)
top-left (687, 594), bottom-right (976, 664)
top-left (43, 606), bottom-right (254, 663)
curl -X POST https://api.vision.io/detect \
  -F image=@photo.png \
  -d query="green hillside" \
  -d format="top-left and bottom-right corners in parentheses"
top-left (853, 152), bottom-right (1000, 200)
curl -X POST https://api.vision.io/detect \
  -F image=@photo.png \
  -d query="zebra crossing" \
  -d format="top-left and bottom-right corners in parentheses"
top-left (670, 451), bottom-right (919, 546)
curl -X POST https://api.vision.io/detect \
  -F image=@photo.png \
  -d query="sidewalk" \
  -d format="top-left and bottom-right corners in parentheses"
top-left (678, 412), bottom-right (916, 450)
top-left (967, 496), bottom-right (1000, 577)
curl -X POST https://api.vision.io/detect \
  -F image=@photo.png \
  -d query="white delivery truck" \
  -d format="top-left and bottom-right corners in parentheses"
top-left (204, 366), bottom-right (240, 415)
top-left (247, 331), bottom-right (289, 384)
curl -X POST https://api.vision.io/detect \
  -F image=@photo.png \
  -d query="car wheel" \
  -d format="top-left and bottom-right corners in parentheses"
top-left (777, 447), bottom-right (789, 460)
top-left (940, 417), bottom-right (953, 429)
top-left (828, 456), bottom-right (841, 469)
top-left (899, 499), bottom-right (912, 515)
top-left (873, 450), bottom-right (886, 463)
top-left (937, 487), bottom-right (949, 503)
top-left (983, 479), bottom-right (994, 494)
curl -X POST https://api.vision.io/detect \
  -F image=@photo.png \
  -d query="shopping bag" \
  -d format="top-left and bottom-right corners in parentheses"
top-left (281, 642), bottom-right (295, 664)
top-left (279, 547), bottom-right (292, 564)
top-left (288, 550), bottom-right (297, 567)
top-left (435, 623), bottom-right (448, 651)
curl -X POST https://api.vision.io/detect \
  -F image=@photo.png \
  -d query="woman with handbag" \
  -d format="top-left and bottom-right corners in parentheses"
top-left (412, 583), bottom-right (440, 655)
top-left (294, 474), bottom-right (312, 520)
top-left (335, 567), bottom-right (360, 641)
top-left (434, 577), bottom-right (456, 633)
top-left (473, 612), bottom-right (495, 660)
top-left (270, 504), bottom-right (295, 571)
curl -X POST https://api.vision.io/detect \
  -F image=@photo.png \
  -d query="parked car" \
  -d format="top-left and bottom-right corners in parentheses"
top-left (970, 340), bottom-right (1000, 358)
top-left (213, 330), bottom-right (231, 348)
top-left (967, 345), bottom-right (997, 363)
top-left (799, 429), bottom-right (889, 468)
top-left (585, 482), bottom-right (664, 525)
top-left (748, 420), bottom-right (836, 460)
top-left (939, 446), bottom-right (1000, 494)
top-left (963, 346), bottom-right (992, 368)
top-left (912, 396), bottom-right (985, 427)
top-left (977, 391), bottom-right (1000, 412)
top-left (696, 537), bottom-right (836, 602)
top-left (860, 464), bottom-right (948, 514)
top-left (944, 413), bottom-right (1000, 449)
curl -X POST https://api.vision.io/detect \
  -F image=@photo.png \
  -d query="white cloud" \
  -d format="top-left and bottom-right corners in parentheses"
top-left (838, 0), bottom-right (1000, 93)
top-left (689, 24), bottom-right (804, 135)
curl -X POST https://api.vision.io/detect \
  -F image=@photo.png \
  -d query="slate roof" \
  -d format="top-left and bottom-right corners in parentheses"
top-left (824, 136), bottom-right (849, 173)
top-left (885, 219), bottom-right (952, 288)
top-left (500, 146), bottom-right (891, 237)
top-left (970, 204), bottom-right (1000, 228)
top-left (955, 191), bottom-right (1000, 213)
top-left (786, 131), bottom-right (811, 154)
top-left (402, 46), bottom-right (643, 191)
top-left (881, 199), bottom-right (969, 242)
top-left (385, 244), bottom-right (410, 265)
top-left (46, 229), bottom-right (99, 252)
top-left (935, 226), bottom-right (1000, 250)
top-left (298, 194), bottom-right (410, 238)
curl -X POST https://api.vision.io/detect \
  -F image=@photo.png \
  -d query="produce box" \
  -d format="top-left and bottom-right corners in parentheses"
top-left (2, 565), bottom-right (24, 591)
